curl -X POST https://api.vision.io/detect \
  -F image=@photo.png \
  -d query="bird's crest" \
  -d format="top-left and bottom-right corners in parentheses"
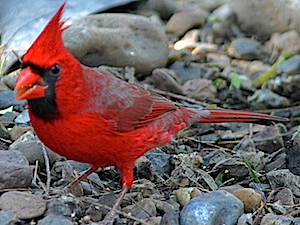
top-left (22, 3), bottom-right (68, 68)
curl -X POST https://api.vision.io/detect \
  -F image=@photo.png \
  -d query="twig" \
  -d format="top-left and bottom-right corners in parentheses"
top-left (33, 160), bottom-right (39, 183)
top-left (218, 178), bottom-right (235, 188)
top-left (0, 137), bottom-right (12, 143)
top-left (80, 197), bottom-right (153, 225)
top-left (40, 141), bottom-right (51, 190)
top-left (253, 190), bottom-right (276, 225)
top-left (255, 105), bottom-right (300, 114)
top-left (150, 88), bottom-right (210, 107)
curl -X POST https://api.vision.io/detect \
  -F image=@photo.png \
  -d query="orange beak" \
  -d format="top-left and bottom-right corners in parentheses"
top-left (15, 67), bottom-right (47, 100)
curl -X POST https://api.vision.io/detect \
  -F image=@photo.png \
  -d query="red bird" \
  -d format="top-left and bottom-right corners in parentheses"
top-left (15, 3), bottom-right (287, 224)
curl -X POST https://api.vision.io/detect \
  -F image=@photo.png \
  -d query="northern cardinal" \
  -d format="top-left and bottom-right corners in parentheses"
top-left (15, 3), bottom-right (287, 224)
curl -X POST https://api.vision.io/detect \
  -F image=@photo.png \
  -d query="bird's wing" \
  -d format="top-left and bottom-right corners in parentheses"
top-left (85, 69), bottom-right (177, 132)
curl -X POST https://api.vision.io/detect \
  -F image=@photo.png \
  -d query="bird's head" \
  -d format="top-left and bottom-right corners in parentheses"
top-left (14, 3), bottom-right (83, 120)
top-left (15, 2), bottom-right (69, 101)
top-left (15, 3), bottom-right (82, 119)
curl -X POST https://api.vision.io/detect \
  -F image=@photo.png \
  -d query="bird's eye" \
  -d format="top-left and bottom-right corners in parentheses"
top-left (50, 65), bottom-right (60, 75)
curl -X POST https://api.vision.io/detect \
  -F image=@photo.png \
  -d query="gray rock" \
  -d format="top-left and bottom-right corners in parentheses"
top-left (134, 156), bottom-right (155, 181)
top-left (97, 192), bottom-right (118, 216)
top-left (10, 140), bottom-right (62, 167)
top-left (15, 109), bottom-right (30, 124)
top-left (0, 191), bottom-right (46, 219)
top-left (0, 211), bottom-right (20, 225)
top-left (9, 126), bottom-right (33, 141)
top-left (286, 138), bottom-right (300, 175)
top-left (45, 199), bottom-right (72, 217)
top-left (152, 199), bottom-right (180, 214)
top-left (152, 68), bottom-right (183, 94)
top-left (138, 0), bottom-right (178, 20)
top-left (295, 217), bottom-right (300, 225)
top-left (276, 55), bottom-right (300, 75)
top-left (211, 4), bottom-right (237, 37)
top-left (267, 30), bottom-right (300, 55)
top-left (268, 74), bottom-right (300, 103)
top-left (160, 209), bottom-right (180, 225)
top-left (123, 198), bottom-right (156, 219)
top-left (1, 0), bottom-right (144, 72)
top-left (0, 81), bottom-right (11, 92)
top-left (0, 150), bottom-right (32, 189)
top-left (237, 213), bottom-right (253, 225)
top-left (130, 179), bottom-right (160, 198)
top-left (249, 90), bottom-right (290, 109)
top-left (0, 111), bottom-right (20, 125)
top-left (274, 188), bottom-right (294, 206)
top-left (51, 160), bottom-right (90, 178)
top-left (228, 37), bottom-right (260, 60)
top-left (2, 74), bottom-right (18, 90)
top-left (170, 164), bottom-right (196, 187)
top-left (0, 122), bottom-right (10, 139)
top-left (63, 13), bottom-right (168, 76)
top-left (37, 215), bottom-right (73, 225)
top-left (180, 190), bottom-right (243, 225)
top-left (230, 0), bottom-right (300, 37)
top-left (267, 169), bottom-right (300, 195)
top-left (169, 61), bottom-right (208, 83)
top-left (182, 78), bottom-right (217, 102)
top-left (252, 125), bottom-right (284, 154)
top-left (187, 0), bottom-right (227, 12)
top-left (265, 153), bottom-right (286, 173)
top-left (145, 148), bottom-right (171, 178)
top-left (0, 91), bottom-right (26, 109)
top-left (167, 9), bottom-right (207, 37)
top-left (261, 214), bottom-right (294, 225)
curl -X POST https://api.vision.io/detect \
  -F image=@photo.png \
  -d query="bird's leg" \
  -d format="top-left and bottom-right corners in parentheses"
top-left (98, 185), bottom-right (128, 225)
top-left (64, 167), bottom-right (96, 190)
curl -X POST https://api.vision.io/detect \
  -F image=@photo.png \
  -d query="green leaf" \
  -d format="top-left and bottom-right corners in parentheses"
top-left (0, 106), bottom-right (13, 114)
top-left (244, 159), bottom-right (261, 183)
top-left (291, 125), bottom-right (300, 140)
top-left (213, 78), bottom-right (224, 88)
top-left (252, 53), bottom-right (291, 88)
top-left (215, 170), bottom-right (225, 183)
top-left (207, 15), bottom-right (220, 24)
top-left (229, 73), bottom-right (241, 91)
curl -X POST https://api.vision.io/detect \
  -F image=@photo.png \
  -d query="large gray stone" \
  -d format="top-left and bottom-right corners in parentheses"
top-left (63, 13), bottom-right (169, 76)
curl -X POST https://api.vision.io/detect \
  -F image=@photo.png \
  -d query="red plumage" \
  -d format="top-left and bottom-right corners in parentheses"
top-left (15, 3), bottom-right (287, 222)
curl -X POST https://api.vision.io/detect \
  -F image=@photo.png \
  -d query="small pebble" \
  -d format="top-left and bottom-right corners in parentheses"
top-left (0, 91), bottom-right (26, 109)
top-left (237, 213), bottom-right (253, 225)
top-left (261, 214), bottom-right (294, 225)
top-left (267, 169), bottom-right (300, 196)
top-left (0, 211), bottom-right (20, 225)
top-left (232, 188), bottom-right (262, 212)
top-left (176, 187), bottom-right (199, 207)
top-left (167, 10), bottom-right (207, 37)
top-left (228, 37), bottom-right (260, 60)
top-left (160, 209), bottom-right (180, 225)
top-left (145, 148), bottom-right (171, 178)
top-left (180, 190), bottom-right (243, 225)
top-left (0, 191), bottom-right (46, 219)
top-left (15, 109), bottom-right (30, 124)
top-left (249, 89), bottom-right (290, 109)
top-left (123, 198), bottom-right (156, 219)
top-left (267, 30), bottom-right (300, 55)
top-left (276, 55), bottom-right (300, 75)
top-left (37, 215), bottom-right (73, 225)
top-left (274, 188), bottom-right (294, 206)
top-left (0, 150), bottom-right (32, 189)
